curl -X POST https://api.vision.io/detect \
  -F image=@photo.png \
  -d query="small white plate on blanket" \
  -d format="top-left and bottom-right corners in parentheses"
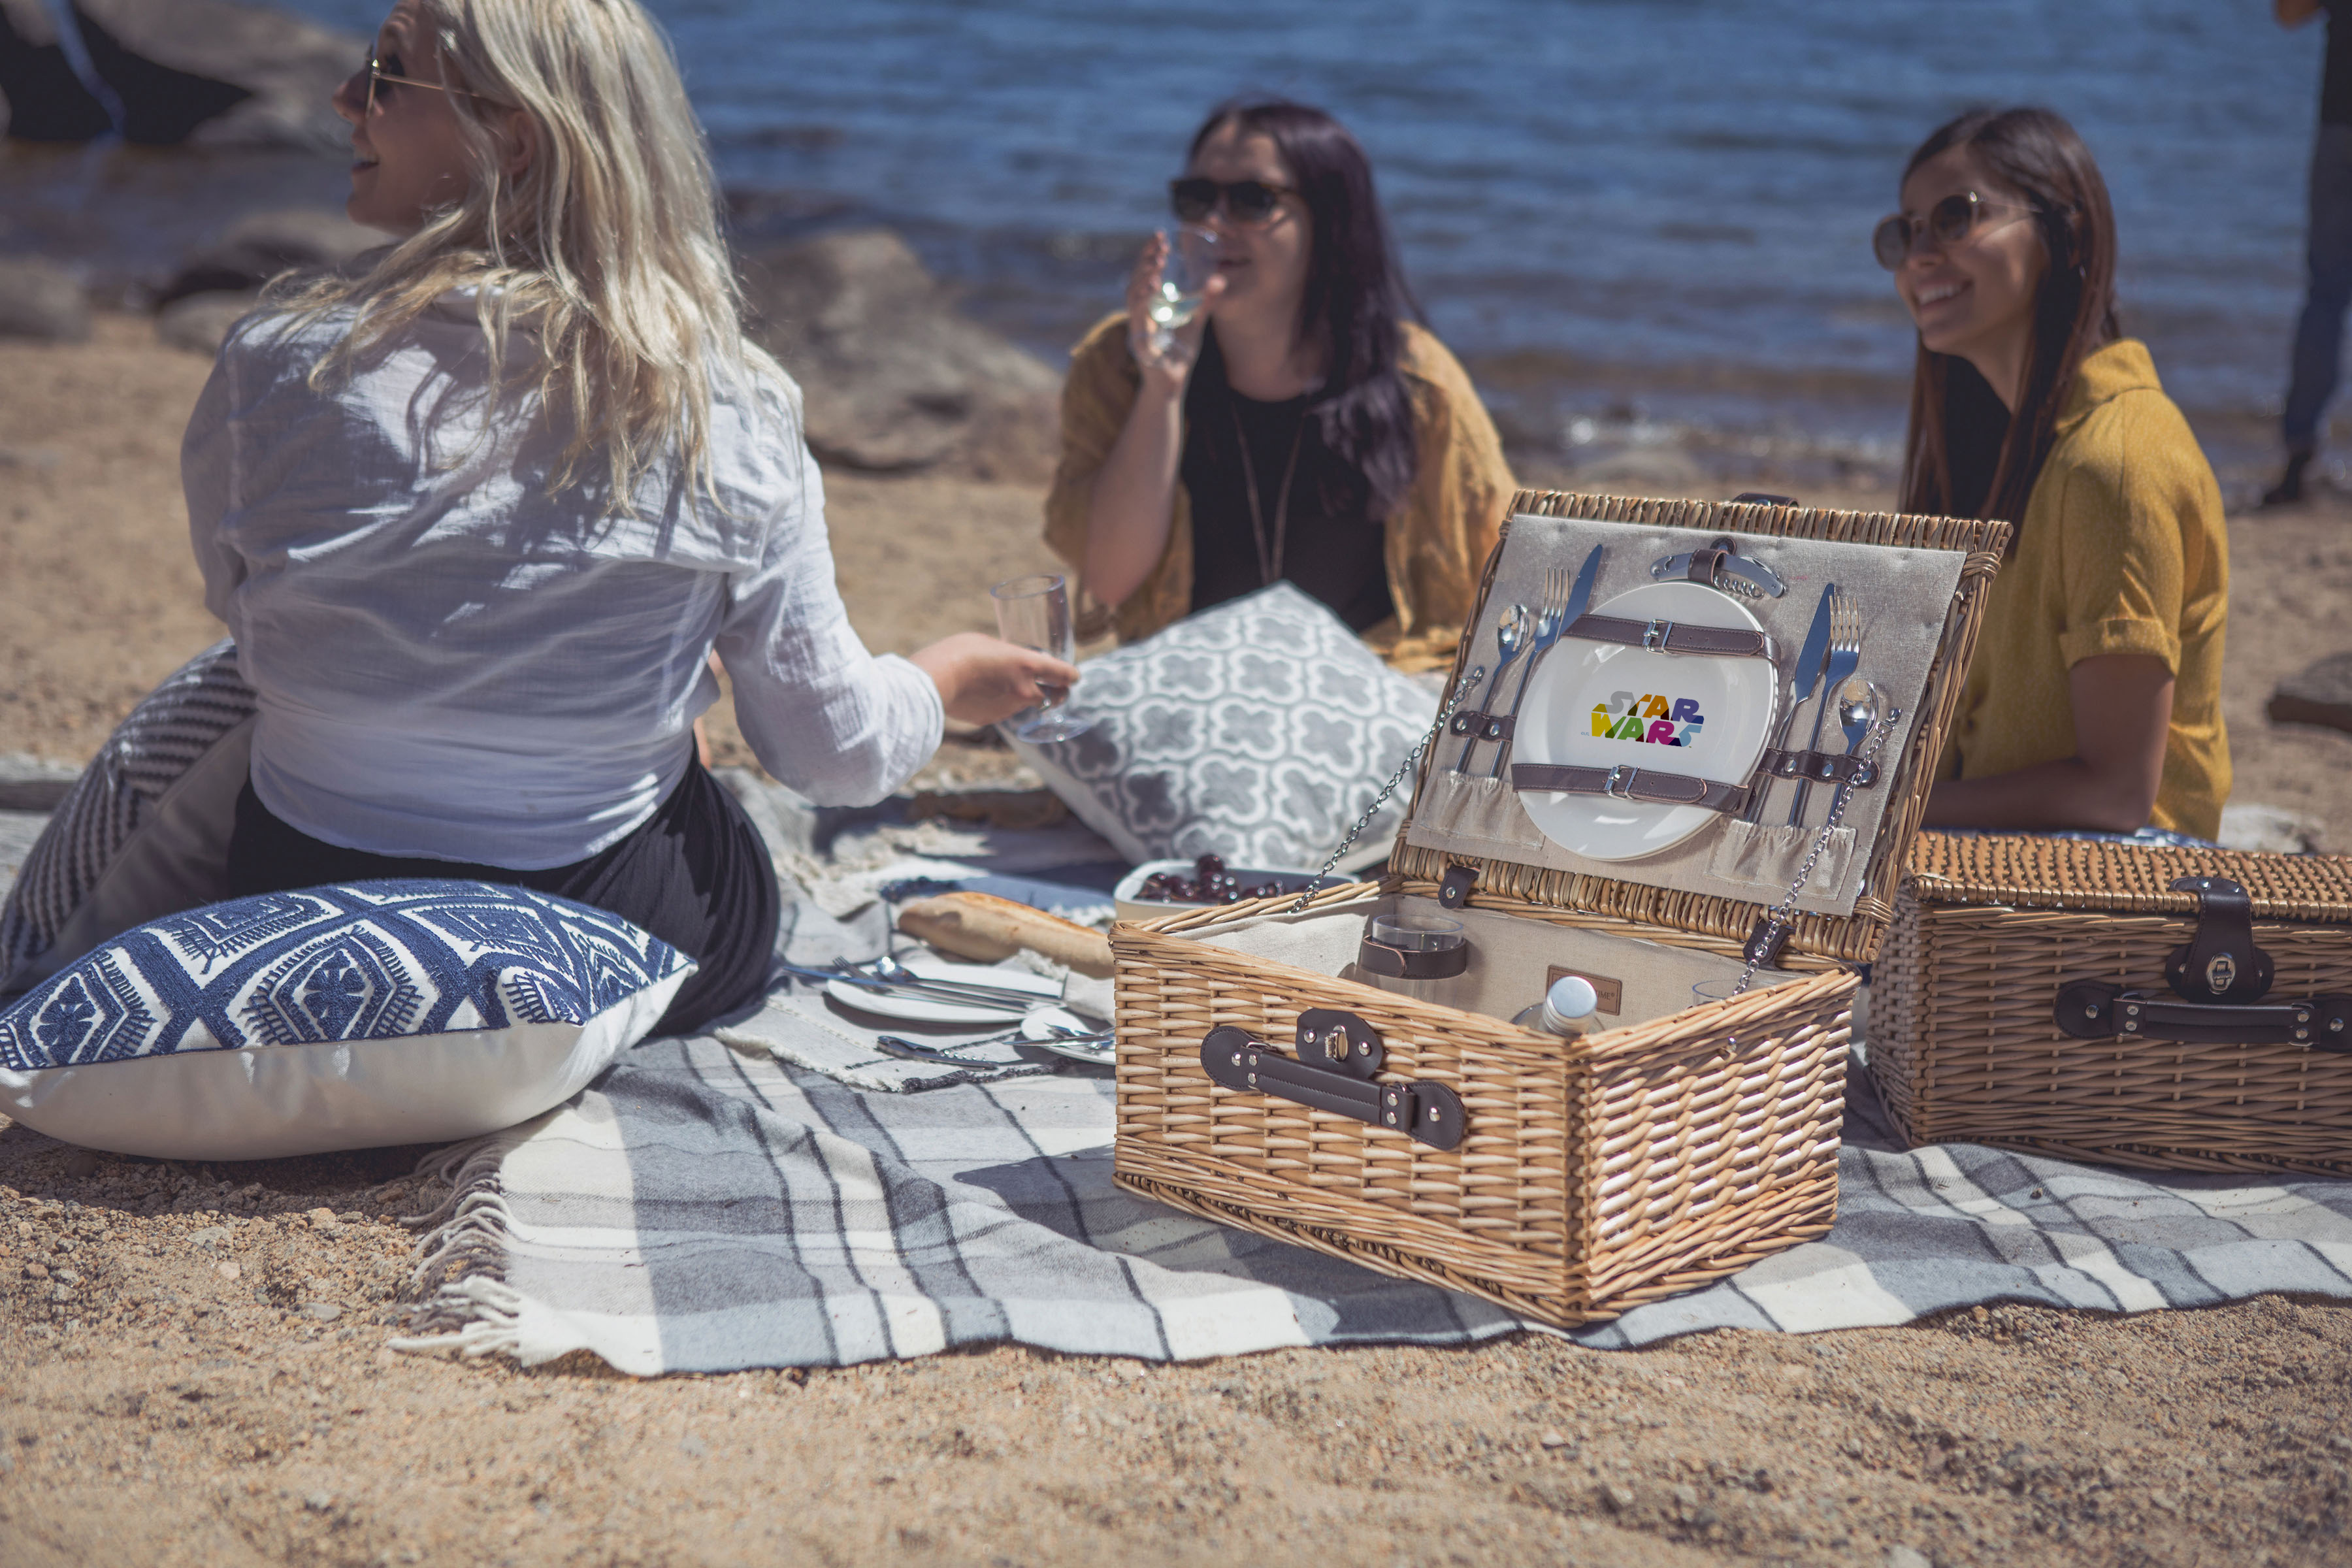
top-left (1022, 1005), bottom-right (1115, 1066)
top-left (1513, 581), bottom-right (1777, 862)
top-left (824, 956), bottom-right (1062, 1026)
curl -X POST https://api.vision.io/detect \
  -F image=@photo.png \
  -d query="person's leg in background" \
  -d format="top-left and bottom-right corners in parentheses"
top-left (2272, 123), bottom-right (2352, 503)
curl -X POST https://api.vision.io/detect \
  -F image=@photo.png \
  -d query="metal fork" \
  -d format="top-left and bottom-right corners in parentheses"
top-left (1786, 589), bottom-right (1863, 826)
top-left (1486, 566), bottom-right (1573, 779)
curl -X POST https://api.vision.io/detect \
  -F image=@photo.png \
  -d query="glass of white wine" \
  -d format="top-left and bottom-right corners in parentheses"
top-left (1147, 224), bottom-right (1220, 352)
top-left (991, 574), bottom-right (1092, 743)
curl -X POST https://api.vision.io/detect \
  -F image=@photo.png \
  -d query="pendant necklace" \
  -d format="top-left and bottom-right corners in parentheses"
top-left (1231, 401), bottom-right (1305, 589)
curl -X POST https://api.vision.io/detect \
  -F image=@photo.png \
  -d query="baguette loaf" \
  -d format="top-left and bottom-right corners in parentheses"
top-left (895, 892), bottom-right (1115, 979)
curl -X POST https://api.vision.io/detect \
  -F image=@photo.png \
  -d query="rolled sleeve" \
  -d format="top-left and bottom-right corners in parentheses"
top-left (2054, 444), bottom-right (2186, 674)
top-left (714, 443), bottom-right (945, 805)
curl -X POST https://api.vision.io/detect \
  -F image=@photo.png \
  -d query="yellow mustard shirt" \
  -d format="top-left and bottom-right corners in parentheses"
top-left (1043, 312), bottom-right (1516, 672)
top-left (1941, 338), bottom-right (2230, 838)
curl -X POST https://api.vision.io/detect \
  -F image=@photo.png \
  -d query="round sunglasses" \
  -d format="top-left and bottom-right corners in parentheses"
top-left (1872, 190), bottom-right (2041, 271)
top-left (1169, 176), bottom-right (1299, 227)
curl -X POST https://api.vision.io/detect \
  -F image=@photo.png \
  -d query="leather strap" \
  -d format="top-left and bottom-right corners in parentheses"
top-left (1564, 613), bottom-right (1778, 662)
top-left (2164, 876), bottom-right (2274, 1002)
top-left (1510, 762), bottom-right (1753, 815)
top-left (1755, 748), bottom-right (1881, 788)
top-left (1356, 939), bottom-right (1469, 980)
top-left (1446, 710), bottom-right (1515, 743)
top-left (2055, 981), bottom-right (2352, 1051)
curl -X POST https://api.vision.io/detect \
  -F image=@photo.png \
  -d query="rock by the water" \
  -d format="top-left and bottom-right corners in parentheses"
top-left (160, 208), bottom-right (392, 306)
top-left (156, 290), bottom-right (258, 355)
top-left (0, 0), bottom-right (114, 142)
top-left (0, 256), bottom-right (90, 342)
top-left (14, 0), bottom-right (363, 152)
top-left (2270, 651), bottom-right (2352, 736)
top-left (0, 751), bottom-right (78, 810)
top-left (2217, 803), bottom-right (2324, 856)
top-left (740, 229), bottom-right (1058, 478)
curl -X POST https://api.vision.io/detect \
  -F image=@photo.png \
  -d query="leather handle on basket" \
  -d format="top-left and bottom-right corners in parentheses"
top-left (1200, 1024), bottom-right (1465, 1150)
top-left (2053, 981), bottom-right (2352, 1051)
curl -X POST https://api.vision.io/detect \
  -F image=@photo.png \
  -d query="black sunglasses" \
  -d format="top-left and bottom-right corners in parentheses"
top-left (361, 48), bottom-right (503, 114)
top-left (1169, 176), bottom-right (1298, 227)
top-left (1872, 190), bottom-right (2042, 270)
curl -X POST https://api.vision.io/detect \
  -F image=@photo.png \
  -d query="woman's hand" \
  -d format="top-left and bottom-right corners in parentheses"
top-left (911, 632), bottom-right (1081, 728)
top-left (1124, 231), bottom-right (1220, 394)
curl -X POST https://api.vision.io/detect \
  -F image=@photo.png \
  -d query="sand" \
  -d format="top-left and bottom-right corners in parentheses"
top-left (5, 315), bottom-right (2352, 1567)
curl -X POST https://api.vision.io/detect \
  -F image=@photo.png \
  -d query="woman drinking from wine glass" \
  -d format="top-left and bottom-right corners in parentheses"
top-left (1886, 107), bottom-right (2230, 839)
top-left (185, 0), bottom-right (1071, 1034)
top-left (1045, 97), bottom-right (1515, 672)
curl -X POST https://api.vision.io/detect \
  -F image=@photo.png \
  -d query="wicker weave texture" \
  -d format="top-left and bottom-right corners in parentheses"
top-left (1391, 491), bottom-right (2012, 966)
top-left (1906, 833), bottom-right (2352, 921)
top-left (1109, 884), bottom-right (1857, 1328)
top-left (1873, 892), bottom-right (2352, 1175)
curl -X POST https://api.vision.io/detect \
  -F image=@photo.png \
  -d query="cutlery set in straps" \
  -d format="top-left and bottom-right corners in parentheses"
top-left (1467, 529), bottom-right (1885, 827)
top-left (1448, 546), bottom-right (1603, 776)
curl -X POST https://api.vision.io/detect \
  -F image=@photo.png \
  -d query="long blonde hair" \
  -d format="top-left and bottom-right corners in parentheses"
top-left (278, 0), bottom-right (772, 510)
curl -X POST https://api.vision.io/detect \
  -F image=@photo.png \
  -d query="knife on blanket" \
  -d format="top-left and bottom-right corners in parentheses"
top-left (774, 962), bottom-right (1056, 1009)
top-left (1740, 580), bottom-right (1837, 824)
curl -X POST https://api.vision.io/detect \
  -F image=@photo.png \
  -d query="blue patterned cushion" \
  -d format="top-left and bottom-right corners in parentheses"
top-left (1006, 583), bottom-right (1438, 872)
top-left (0, 881), bottom-right (693, 1160)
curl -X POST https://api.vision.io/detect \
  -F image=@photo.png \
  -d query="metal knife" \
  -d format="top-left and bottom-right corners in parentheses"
top-left (1559, 542), bottom-right (1605, 639)
top-left (1740, 580), bottom-right (1837, 823)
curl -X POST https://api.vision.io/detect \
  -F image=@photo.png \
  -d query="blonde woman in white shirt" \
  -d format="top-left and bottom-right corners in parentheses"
top-left (185, 0), bottom-right (1072, 1034)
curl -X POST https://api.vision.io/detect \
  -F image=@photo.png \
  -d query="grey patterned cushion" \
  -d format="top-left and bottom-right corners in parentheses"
top-left (1007, 584), bottom-right (1437, 872)
top-left (0, 640), bottom-right (257, 996)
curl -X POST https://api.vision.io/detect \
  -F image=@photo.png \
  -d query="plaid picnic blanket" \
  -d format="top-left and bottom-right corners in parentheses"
top-left (391, 1025), bottom-right (2352, 1373)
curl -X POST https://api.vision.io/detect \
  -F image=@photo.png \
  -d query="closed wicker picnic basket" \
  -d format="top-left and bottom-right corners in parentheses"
top-left (1874, 834), bottom-right (2352, 1176)
top-left (1111, 491), bottom-right (2011, 1327)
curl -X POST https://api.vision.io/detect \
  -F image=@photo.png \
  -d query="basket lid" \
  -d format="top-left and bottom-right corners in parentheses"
top-left (1905, 832), bottom-right (2352, 922)
top-left (1388, 490), bottom-right (2010, 966)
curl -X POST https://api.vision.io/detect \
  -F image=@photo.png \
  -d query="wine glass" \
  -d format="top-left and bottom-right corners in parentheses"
top-left (991, 574), bottom-right (1092, 743)
top-left (1147, 225), bottom-right (1220, 352)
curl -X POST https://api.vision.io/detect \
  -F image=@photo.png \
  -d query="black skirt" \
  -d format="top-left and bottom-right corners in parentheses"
top-left (225, 755), bottom-right (779, 1037)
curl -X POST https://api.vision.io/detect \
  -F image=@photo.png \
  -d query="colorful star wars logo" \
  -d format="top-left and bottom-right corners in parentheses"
top-left (1592, 690), bottom-right (1704, 747)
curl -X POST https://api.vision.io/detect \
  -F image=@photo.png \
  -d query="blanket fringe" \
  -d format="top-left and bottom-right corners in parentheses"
top-left (394, 1126), bottom-right (527, 1336)
top-left (384, 1277), bottom-right (527, 1359)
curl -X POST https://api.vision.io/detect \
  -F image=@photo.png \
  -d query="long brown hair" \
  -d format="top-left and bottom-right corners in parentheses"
top-left (1895, 107), bottom-right (2120, 531)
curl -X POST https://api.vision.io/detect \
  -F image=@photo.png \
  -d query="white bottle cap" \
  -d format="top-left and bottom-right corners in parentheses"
top-left (1539, 974), bottom-right (1599, 1034)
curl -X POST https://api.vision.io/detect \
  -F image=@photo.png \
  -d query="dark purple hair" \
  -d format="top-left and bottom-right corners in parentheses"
top-left (1186, 97), bottom-right (1424, 522)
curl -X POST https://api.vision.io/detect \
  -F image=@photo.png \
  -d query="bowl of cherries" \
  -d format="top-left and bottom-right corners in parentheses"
top-left (1112, 853), bottom-right (1322, 923)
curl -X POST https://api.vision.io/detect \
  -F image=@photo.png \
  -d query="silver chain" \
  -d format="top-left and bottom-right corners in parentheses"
top-left (1730, 706), bottom-right (1903, 996)
top-left (1286, 665), bottom-right (1484, 915)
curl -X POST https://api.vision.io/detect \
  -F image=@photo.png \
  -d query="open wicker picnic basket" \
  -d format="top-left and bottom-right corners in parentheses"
top-left (1874, 833), bottom-right (2352, 1175)
top-left (1107, 489), bottom-right (2011, 1328)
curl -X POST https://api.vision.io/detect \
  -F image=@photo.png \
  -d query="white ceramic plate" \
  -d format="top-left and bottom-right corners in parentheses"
top-left (1021, 1005), bottom-right (1115, 1066)
top-left (1512, 580), bottom-right (1778, 861)
top-left (824, 955), bottom-right (1062, 1026)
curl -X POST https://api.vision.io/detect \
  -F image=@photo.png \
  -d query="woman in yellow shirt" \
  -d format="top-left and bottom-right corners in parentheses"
top-left (1044, 98), bottom-right (1514, 674)
top-left (1882, 106), bottom-right (2230, 839)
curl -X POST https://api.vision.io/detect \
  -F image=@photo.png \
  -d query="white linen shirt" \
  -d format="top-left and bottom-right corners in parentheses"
top-left (184, 299), bottom-right (943, 869)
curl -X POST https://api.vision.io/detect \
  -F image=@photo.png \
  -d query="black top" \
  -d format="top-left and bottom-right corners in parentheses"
top-left (2326, 1), bottom-right (2352, 125)
top-left (1182, 373), bottom-right (1396, 632)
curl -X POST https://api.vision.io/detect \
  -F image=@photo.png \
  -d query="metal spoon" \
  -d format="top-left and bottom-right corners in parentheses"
top-left (873, 1023), bottom-right (1113, 1066)
top-left (1453, 604), bottom-right (1530, 772)
top-left (1835, 676), bottom-right (1885, 757)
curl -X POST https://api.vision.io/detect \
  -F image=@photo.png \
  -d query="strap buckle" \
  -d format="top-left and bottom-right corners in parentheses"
top-left (1641, 618), bottom-right (1674, 652)
top-left (1603, 764), bottom-right (1638, 800)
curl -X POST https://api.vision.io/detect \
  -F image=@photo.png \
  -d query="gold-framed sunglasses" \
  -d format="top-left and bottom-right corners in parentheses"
top-left (361, 49), bottom-right (498, 114)
top-left (1871, 190), bottom-right (2042, 270)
